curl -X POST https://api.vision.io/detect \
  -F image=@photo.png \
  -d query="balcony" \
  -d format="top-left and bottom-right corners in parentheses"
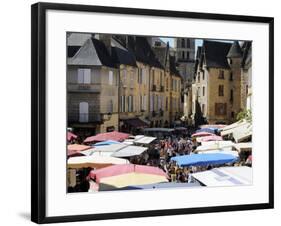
top-left (67, 83), bottom-right (101, 93)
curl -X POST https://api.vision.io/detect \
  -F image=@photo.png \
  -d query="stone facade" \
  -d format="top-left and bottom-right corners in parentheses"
top-left (67, 33), bottom-right (184, 136)
top-left (175, 38), bottom-right (196, 83)
top-left (191, 40), bottom-right (245, 125)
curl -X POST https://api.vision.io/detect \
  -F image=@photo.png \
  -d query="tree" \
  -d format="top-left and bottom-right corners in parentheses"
top-left (236, 109), bottom-right (252, 123)
top-left (194, 100), bottom-right (207, 127)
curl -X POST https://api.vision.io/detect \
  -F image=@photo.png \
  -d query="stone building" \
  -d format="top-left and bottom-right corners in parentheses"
top-left (67, 33), bottom-right (184, 137)
top-left (192, 40), bottom-right (244, 125)
top-left (240, 41), bottom-right (252, 110)
top-left (175, 38), bottom-right (196, 84)
top-left (67, 34), bottom-right (119, 137)
top-left (115, 36), bottom-right (151, 133)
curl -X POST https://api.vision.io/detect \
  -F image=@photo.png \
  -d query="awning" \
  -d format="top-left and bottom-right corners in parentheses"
top-left (196, 141), bottom-right (234, 151)
top-left (220, 120), bottom-right (250, 137)
top-left (198, 149), bottom-right (239, 157)
top-left (233, 142), bottom-right (252, 153)
top-left (171, 153), bottom-right (238, 167)
top-left (112, 146), bottom-right (147, 157)
top-left (134, 136), bottom-right (157, 144)
top-left (219, 120), bottom-right (246, 132)
top-left (233, 124), bottom-right (252, 142)
top-left (191, 166), bottom-right (252, 186)
top-left (123, 118), bottom-right (149, 128)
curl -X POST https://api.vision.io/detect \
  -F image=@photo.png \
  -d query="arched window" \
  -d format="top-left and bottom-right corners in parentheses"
top-left (79, 102), bottom-right (89, 122)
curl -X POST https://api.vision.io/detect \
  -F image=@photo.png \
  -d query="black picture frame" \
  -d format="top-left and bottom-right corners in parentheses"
top-left (31, 2), bottom-right (274, 224)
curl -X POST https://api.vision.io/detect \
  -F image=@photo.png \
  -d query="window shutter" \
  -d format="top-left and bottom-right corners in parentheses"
top-left (150, 95), bottom-right (153, 111)
top-left (77, 69), bottom-right (84, 84)
top-left (84, 69), bottom-right (91, 84)
top-left (109, 71), bottom-right (113, 85)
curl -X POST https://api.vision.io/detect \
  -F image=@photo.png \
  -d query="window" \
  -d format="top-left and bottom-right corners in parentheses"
top-left (203, 86), bottom-right (205, 96)
top-left (150, 95), bottom-right (154, 111)
top-left (151, 70), bottom-right (155, 85)
top-left (155, 41), bottom-right (161, 47)
top-left (230, 89), bottom-right (234, 102)
top-left (197, 87), bottom-right (201, 97)
top-left (123, 70), bottom-right (127, 87)
top-left (202, 70), bottom-right (205, 80)
top-left (186, 52), bottom-right (190, 60)
top-left (142, 68), bottom-right (146, 84)
top-left (218, 85), bottom-right (224, 96)
top-left (77, 68), bottom-right (91, 84)
top-left (128, 96), bottom-right (134, 112)
top-left (120, 96), bottom-right (125, 112)
top-left (108, 71), bottom-right (113, 85)
top-left (166, 97), bottom-right (168, 111)
top-left (186, 39), bottom-right (190, 48)
top-left (182, 51), bottom-right (185, 59)
top-left (79, 102), bottom-right (89, 122)
top-left (229, 58), bottom-right (233, 65)
top-left (198, 72), bottom-right (200, 82)
top-left (215, 103), bottom-right (227, 115)
top-left (218, 70), bottom-right (225, 79)
top-left (246, 85), bottom-right (249, 95)
top-left (108, 100), bottom-right (113, 113)
top-left (202, 104), bottom-right (205, 115)
top-left (231, 111), bottom-right (235, 118)
top-left (181, 38), bottom-right (185, 48)
top-left (229, 72), bottom-right (233, 81)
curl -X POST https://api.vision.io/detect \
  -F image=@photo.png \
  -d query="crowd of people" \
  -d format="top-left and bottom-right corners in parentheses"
top-left (68, 127), bottom-right (252, 192)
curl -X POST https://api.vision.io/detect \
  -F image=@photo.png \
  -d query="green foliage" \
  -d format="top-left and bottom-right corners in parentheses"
top-left (236, 109), bottom-right (252, 123)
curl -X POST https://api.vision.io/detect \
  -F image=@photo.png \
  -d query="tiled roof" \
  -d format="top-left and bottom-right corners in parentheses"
top-left (203, 40), bottom-right (232, 69)
top-left (227, 41), bottom-right (243, 58)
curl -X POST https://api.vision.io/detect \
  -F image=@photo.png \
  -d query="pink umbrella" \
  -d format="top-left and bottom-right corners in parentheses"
top-left (200, 135), bottom-right (223, 142)
top-left (67, 131), bottom-right (77, 141)
top-left (200, 124), bottom-right (226, 129)
top-left (191, 132), bottom-right (214, 138)
top-left (67, 144), bottom-right (91, 157)
top-left (89, 164), bottom-right (168, 183)
top-left (84, 131), bottom-right (130, 143)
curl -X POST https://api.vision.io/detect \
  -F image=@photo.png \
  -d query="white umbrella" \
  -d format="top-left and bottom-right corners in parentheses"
top-left (67, 155), bottom-right (129, 169)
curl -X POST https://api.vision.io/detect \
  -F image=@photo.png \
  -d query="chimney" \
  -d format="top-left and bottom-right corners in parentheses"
top-left (99, 34), bottom-right (112, 56)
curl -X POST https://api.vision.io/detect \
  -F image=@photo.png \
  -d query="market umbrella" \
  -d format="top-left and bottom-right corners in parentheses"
top-left (196, 141), bottom-right (234, 151)
top-left (200, 135), bottom-right (223, 142)
top-left (67, 155), bottom-right (129, 169)
top-left (67, 131), bottom-right (77, 142)
top-left (196, 128), bottom-right (217, 134)
top-left (200, 124), bottom-right (226, 129)
top-left (84, 131), bottom-right (130, 143)
top-left (67, 144), bottom-right (91, 157)
top-left (191, 131), bottom-right (214, 138)
top-left (89, 164), bottom-right (168, 189)
top-left (171, 153), bottom-right (238, 167)
top-left (93, 140), bottom-right (121, 146)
